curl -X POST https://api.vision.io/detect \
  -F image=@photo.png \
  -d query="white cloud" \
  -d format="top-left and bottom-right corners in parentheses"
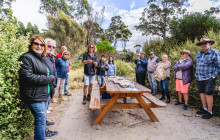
top-left (130, 1), bottom-right (135, 10)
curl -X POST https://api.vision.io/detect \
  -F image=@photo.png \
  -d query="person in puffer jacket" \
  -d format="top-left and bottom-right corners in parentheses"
top-left (106, 56), bottom-right (116, 76)
top-left (96, 55), bottom-right (108, 87)
top-left (134, 52), bottom-right (148, 86)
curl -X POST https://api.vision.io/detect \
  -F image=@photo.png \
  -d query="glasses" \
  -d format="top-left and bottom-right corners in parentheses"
top-left (33, 42), bottom-right (45, 47)
top-left (150, 53), bottom-right (153, 55)
top-left (181, 53), bottom-right (186, 55)
top-left (48, 45), bottom-right (56, 49)
top-left (64, 54), bottom-right (69, 56)
top-left (89, 47), bottom-right (94, 49)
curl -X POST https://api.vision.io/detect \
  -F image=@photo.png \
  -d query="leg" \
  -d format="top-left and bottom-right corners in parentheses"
top-left (178, 92), bottom-right (183, 103)
top-left (53, 78), bottom-right (61, 102)
top-left (139, 73), bottom-right (146, 86)
top-left (28, 102), bottom-right (47, 140)
top-left (152, 74), bottom-right (157, 94)
top-left (88, 84), bottom-right (93, 94)
top-left (163, 78), bottom-right (170, 103)
top-left (159, 80), bottom-right (165, 100)
top-left (206, 95), bottom-right (213, 112)
top-left (135, 94), bottom-right (159, 122)
top-left (101, 76), bottom-right (104, 87)
top-left (59, 79), bottom-right (65, 97)
top-left (148, 73), bottom-right (153, 92)
top-left (183, 93), bottom-right (189, 105)
top-left (93, 94), bottom-right (120, 124)
top-left (64, 73), bottom-right (69, 94)
top-left (83, 85), bottom-right (88, 95)
top-left (97, 76), bottom-right (102, 87)
top-left (136, 72), bottom-right (139, 83)
top-left (200, 93), bottom-right (207, 108)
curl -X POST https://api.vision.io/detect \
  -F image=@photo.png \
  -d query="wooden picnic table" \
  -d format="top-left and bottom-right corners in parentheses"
top-left (90, 77), bottom-right (166, 125)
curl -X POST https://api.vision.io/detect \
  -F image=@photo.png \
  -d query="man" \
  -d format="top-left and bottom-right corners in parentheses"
top-left (56, 46), bottom-right (71, 96)
top-left (45, 38), bottom-right (58, 138)
top-left (147, 51), bottom-right (160, 95)
top-left (96, 55), bottom-right (108, 87)
top-left (134, 52), bottom-right (148, 86)
top-left (82, 44), bottom-right (98, 104)
top-left (195, 38), bottom-right (220, 119)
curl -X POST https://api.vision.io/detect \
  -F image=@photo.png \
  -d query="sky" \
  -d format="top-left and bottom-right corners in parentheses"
top-left (11, 0), bottom-right (220, 52)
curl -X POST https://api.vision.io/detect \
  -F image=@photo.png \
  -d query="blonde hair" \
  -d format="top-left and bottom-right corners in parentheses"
top-left (29, 35), bottom-right (47, 56)
top-left (162, 54), bottom-right (168, 59)
top-left (87, 44), bottom-right (97, 53)
top-left (62, 50), bottom-right (70, 56)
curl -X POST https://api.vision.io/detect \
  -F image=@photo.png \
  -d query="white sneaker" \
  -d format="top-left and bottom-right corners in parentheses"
top-left (48, 107), bottom-right (53, 111)
top-left (47, 110), bottom-right (51, 114)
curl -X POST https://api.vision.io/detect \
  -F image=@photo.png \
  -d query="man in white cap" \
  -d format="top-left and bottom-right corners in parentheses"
top-left (195, 38), bottom-right (220, 119)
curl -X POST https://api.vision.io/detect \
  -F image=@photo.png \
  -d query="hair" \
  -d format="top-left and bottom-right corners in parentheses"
top-left (108, 56), bottom-right (114, 64)
top-left (141, 51), bottom-right (146, 55)
top-left (162, 54), bottom-right (168, 59)
top-left (28, 35), bottom-right (47, 56)
top-left (62, 50), bottom-right (70, 56)
top-left (45, 38), bottom-right (56, 47)
top-left (87, 44), bottom-right (97, 53)
top-left (61, 46), bottom-right (67, 50)
top-left (101, 55), bottom-right (106, 58)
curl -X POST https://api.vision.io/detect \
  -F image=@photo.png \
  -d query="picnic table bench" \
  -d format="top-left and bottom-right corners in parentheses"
top-left (89, 77), bottom-right (166, 125)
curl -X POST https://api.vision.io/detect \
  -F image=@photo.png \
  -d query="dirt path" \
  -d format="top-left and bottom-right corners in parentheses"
top-left (47, 89), bottom-right (220, 140)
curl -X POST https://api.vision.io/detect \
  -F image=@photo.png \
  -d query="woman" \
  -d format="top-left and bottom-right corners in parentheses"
top-left (106, 56), bottom-right (116, 76)
top-left (19, 35), bottom-right (57, 140)
top-left (158, 55), bottom-right (171, 103)
top-left (173, 49), bottom-right (193, 110)
top-left (54, 50), bottom-right (70, 101)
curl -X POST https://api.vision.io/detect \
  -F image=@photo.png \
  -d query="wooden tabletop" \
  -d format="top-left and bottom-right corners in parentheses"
top-left (103, 77), bottom-right (151, 94)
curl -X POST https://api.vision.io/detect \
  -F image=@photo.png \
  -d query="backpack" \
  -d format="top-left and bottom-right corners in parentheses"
top-left (155, 63), bottom-right (166, 81)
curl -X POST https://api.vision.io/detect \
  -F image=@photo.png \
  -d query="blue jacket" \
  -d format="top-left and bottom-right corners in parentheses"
top-left (106, 62), bottom-right (116, 76)
top-left (134, 57), bottom-right (148, 73)
top-left (55, 57), bottom-right (69, 78)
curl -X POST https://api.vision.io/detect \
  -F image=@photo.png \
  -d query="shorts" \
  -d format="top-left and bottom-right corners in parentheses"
top-left (84, 74), bottom-right (95, 86)
top-left (176, 79), bottom-right (190, 94)
top-left (196, 78), bottom-right (215, 95)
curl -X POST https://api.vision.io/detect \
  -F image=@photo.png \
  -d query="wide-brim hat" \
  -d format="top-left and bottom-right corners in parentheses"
top-left (180, 49), bottom-right (191, 55)
top-left (196, 38), bottom-right (215, 46)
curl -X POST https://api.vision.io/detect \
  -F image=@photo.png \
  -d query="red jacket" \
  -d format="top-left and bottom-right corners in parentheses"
top-left (56, 53), bottom-right (70, 73)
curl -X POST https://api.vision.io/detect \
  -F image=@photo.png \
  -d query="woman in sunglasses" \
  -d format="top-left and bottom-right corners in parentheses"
top-left (54, 50), bottom-right (70, 101)
top-left (19, 35), bottom-right (57, 139)
top-left (173, 49), bottom-right (193, 110)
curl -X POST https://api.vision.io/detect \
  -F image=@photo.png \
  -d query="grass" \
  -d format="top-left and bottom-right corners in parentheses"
top-left (69, 66), bottom-right (84, 90)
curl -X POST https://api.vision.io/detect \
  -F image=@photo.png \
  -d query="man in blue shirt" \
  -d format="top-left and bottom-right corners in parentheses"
top-left (195, 38), bottom-right (220, 119)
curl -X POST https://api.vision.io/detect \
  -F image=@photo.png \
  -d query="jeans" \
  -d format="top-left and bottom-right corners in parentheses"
top-left (148, 73), bottom-right (157, 93)
top-left (64, 73), bottom-right (69, 93)
top-left (97, 75), bottom-right (104, 87)
top-left (159, 77), bottom-right (170, 97)
top-left (136, 72), bottom-right (146, 86)
top-left (28, 101), bottom-right (48, 140)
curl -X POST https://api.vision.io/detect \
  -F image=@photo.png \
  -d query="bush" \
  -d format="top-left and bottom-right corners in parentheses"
top-left (0, 14), bottom-right (34, 139)
top-left (143, 30), bottom-right (220, 116)
top-left (115, 60), bottom-right (135, 80)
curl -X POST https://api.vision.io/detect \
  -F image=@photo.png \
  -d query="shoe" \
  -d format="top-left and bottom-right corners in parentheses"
top-left (87, 94), bottom-right (91, 101)
top-left (46, 120), bottom-right (55, 126)
top-left (51, 99), bottom-right (57, 103)
top-left (48, 107), bottom-right (53, 111)
top-left (166, 98), bottom-right (170, 103)
top-left (45, 130), bottom-right (58, 138)
top-left (47, 110), bottom-right (51, 114)
top-left (202, 112), bottom-right (213, 119)
top-left (182, 104), bottom-right (189, 110)
top-left (159, 96), bottom-right (165, 100)
top-left (196, 108), bottom-right (208, 115)
top-left (64, 93), bottom-right (71, 96)
top-left (59, 97), bottom-right (68, 101)
top-left (152, 93), bottom-right (157, 96)
top-left (82, 96), bottom-right (86, 105)
top-left (174, 101), bottom-right (183, 105)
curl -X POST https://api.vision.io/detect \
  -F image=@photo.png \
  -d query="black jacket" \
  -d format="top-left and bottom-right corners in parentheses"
top-left (19, 51), bottom-right (55, 103)
top-left (96, 60), bottom-right (108, 76)
top-left (83, 52), bottom-right (98, 76)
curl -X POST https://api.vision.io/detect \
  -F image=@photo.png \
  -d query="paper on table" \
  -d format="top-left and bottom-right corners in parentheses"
top-left (125, 88), bottom-right (139, 91)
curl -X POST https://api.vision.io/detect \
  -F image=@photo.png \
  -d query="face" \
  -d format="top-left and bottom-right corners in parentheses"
top-left (47, 41), bottom-right (56, 54)
top-left (140, 53), bottom-right (145, 58)
top-left (61, 47), bottom-right (67, 53)
top-left (109, 57), bottom-right (113, 62)
top-left (89, 45), bottom-right (94, 53)
top-left (63, 52), bottom-right (69, 59)
top-left (201, 43), bottom-right (211, 52)
top-left (181, 53), bottom-right (189, 59)
top-left (32, 39), bottom-right (45, 54)
top-left (162, 56), bottom-right (167, 62)
top-left (101, 57), bottom-right (106, 62)
top-left (150, 52), bottom-right (154, 58)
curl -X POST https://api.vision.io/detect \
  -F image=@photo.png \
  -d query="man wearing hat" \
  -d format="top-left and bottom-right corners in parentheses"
top-left (134, 51), bottom-right (148, 86)
top-left (195, 38), bottom-right (220, 119)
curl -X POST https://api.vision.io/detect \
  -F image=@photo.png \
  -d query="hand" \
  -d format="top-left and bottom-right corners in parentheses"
top-left (154, 71), bottom-right (157, 74)
top-left (137, 57), bottom-right (140, 60)
top-left (93, 62), bottom-right (98, 66)
top-left (87, 59), bottom-right (93, 63)
top-left (101, 65), bottom-right (104, 68)
top-left (106, 66), bottom-right (108, 69)
top-left (218, 86), bottom-right (220, 91)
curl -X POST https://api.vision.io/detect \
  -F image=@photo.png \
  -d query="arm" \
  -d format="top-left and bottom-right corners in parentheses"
top-left (105, 63), bottom-right (109, 71)
top-left (134, 60), bottom-right (137, 64)
top-left (173, 62), bottom-right (179, 71)
top-left (114, 64), bottom-right (117, 76)
top-left (163, 61), bottom-right (171, 70)
top-left (140, 59), bottom-right (147, 66)
top-left (212, 53), bottom-right (220, 78)
top-left (156, 58), bottom-right (160, 63)
top-left (177, 59), bottom-right (193, 71)
top-left (19, 56), bottom-right (55, 85)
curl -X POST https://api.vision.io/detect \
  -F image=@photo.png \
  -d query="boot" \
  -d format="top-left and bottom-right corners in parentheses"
top-left (166, 94), bottom-right (170, 103)
top-left (159, 92), bottom-right (165, 100)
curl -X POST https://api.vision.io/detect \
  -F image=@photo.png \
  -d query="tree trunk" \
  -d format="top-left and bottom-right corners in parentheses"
top-left (113, 39), bottom-right (117, 49)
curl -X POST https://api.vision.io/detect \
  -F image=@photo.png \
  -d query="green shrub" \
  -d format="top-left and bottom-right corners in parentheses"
top-left (115, 60), bottom-right (135, 80)
top-left (0, 14), bottom-right (34, 139)
top-left (70, 60), bottom-right (84, 70)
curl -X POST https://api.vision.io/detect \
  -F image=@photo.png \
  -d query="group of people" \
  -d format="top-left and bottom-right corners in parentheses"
top-left (19, 35), bottom-right (71, 140)
top-left (135, 38), bottom-right (220, 120)
top-left (82, 44), bottom-right (116, 104)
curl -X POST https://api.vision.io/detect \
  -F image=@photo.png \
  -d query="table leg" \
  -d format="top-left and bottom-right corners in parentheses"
top-left (123, 97), bottom-right (126, 103)
top-left (134, 94), bottom-right (159, 122)
top-left (93, 94), bottom-right (120, 125)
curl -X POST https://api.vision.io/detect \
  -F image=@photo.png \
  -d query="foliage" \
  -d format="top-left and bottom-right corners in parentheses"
top-left (115, 60), bottom-right (135, 80)
top-left (17, 21), bottom-right (40, 37)
top-left (44, 11), bottom-right (87, 57)
top-left (170, 12), bottom-right (220, 43)
top-left (39, 0), bottom-right (90, 19)
top-left (96, 40), bottom-right (115, 59)
top-left (143, 30), bottom-right (220, 116)
top-left (0, 0), bottom-right (15, 17)
top-left (0, 13), bottom-right (34, 139)
top-left (136, 0), bottom-right (187, 38)
top-left (107, 16), bottom-right (132, 49)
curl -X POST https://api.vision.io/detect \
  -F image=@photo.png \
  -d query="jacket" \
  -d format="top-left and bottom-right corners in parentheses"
top-left (106, 62), bottom-right (116, 76)
top-left (19, 51), bottom-right (55, 103)
top-left (56, 53), bottom-right (70, 73)
top-left (83, 52), bottom-right (98, 76)
top-left (96, 60), bottom-right (108, 76)
top-left (55, 57), bottom-right (69, 78)
top-left (173, 58), bottom-right (193, 85)
top-left (135, 57), bottom-right (148, 73)
top-left (147, 56), bottom-right (160, 73)
top-left (158, 60), bottom-right (171, 78)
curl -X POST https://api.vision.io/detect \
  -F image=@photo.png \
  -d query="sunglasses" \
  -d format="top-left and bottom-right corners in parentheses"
top-left (64, 54), bottom-right (69, 56)
top-left (48, 45), bottom-right (56, 49)
top-left (89, 47), bottom-right (94, 49)
top-left (33, 42), bottom-right (45, 47)
top-left (150, 53), bottom-right (154, 55)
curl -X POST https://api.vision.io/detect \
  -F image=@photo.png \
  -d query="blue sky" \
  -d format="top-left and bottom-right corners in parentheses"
top-left (12, 0), bottom-right (220, 51)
